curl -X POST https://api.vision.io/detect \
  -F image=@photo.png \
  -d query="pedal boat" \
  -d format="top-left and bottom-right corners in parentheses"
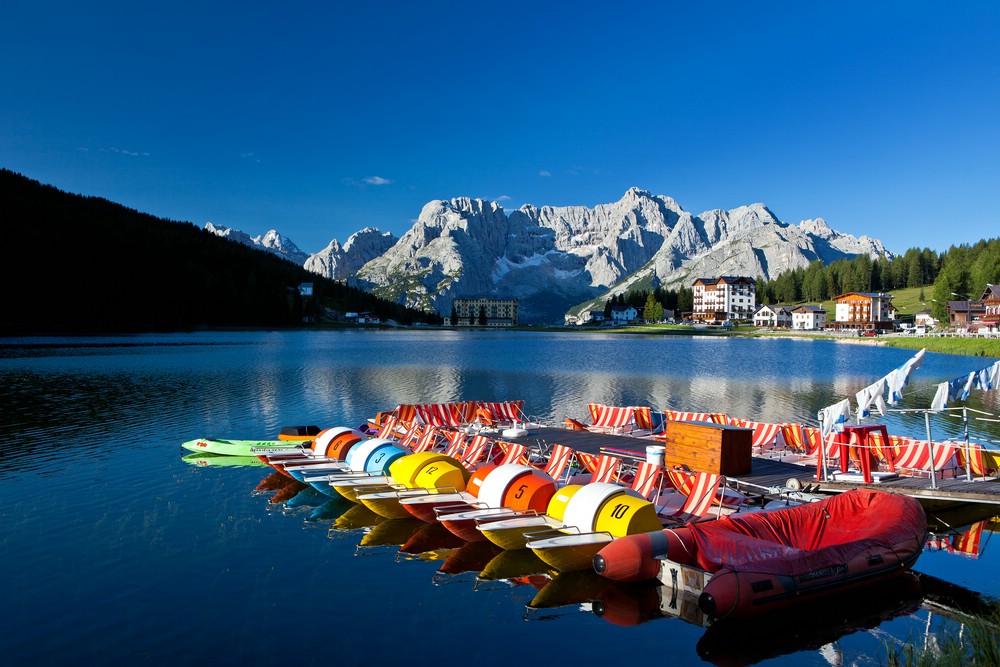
top-left (523, 483), bottom-right (662, 572)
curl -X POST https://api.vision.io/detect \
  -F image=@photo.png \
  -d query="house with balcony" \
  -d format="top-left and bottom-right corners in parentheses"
top-left (950, 285), bottom-right (1000, 332)
top-left (830, 292), bottom-right (896, 333)
top-left (980, 285), bottom-right (1000, 332)
top-left (692, 276), bottom-right (756, 323)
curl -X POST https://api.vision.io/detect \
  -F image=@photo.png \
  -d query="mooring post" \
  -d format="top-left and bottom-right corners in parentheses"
top-left (962, 407), bottom-right (973, 481)
top-left (817, 413), bottom-right (829, 482)
top-left (924, 411), bottom-right (937, 490)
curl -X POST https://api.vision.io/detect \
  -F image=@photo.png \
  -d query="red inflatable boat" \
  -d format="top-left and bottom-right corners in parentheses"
top-left (594, 489), bottom-right (927, 619)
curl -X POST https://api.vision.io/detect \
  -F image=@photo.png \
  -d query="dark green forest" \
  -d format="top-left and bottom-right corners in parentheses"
top-left (603, 287), bottom-right (694, 321)
top-left (0, 169), bottom-right (437, 334)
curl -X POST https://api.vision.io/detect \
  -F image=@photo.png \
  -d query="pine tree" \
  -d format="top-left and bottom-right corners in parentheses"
top-left (643, 294), bottom-right (657, 323)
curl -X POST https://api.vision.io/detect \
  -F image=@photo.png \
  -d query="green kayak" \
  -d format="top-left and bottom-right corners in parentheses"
top-left (180, 438), bottom-right (301, 457)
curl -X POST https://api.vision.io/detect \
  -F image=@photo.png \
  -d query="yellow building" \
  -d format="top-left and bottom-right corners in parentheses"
top-left (452, 296), bottom-right (519, 327)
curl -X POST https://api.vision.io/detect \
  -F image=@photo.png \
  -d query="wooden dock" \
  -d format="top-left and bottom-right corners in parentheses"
top-left (518, 426), bottom-right (1000, 507)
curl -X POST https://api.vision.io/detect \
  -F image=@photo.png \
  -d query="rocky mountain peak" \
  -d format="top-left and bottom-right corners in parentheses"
top-left (207, 188), bottom-right (894, 325)
top-left (303, 227), bottom-right (398, 280)
top-left (799, 217), bottom-right (834, 237)
top-left (622, 186), bottom-right (652, 200)
top-left (257, 230), bottom-right (308, 264)
top-left (205, 222), bottom-right (308, 265)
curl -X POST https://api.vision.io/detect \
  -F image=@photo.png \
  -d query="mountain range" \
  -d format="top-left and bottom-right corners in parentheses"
top-left (206, 188), bottom-right (892, 323)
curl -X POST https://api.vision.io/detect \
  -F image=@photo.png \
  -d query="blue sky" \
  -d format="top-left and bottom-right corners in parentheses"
top-left (2, 1), bottom-right (998, 255)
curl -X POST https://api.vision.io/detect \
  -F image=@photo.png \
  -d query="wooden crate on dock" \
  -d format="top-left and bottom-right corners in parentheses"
top-left (660, 421), bottom-right (752, 476)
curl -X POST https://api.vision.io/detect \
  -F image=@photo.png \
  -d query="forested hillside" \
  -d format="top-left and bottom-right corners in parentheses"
top-left (756, 241), bottom-right (1000, 318)
top-left (0, 169), bottom-right (435, 333)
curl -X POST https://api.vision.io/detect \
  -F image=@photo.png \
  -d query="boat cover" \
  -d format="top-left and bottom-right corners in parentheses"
top-left (686, 489), bottom-right (926, 577)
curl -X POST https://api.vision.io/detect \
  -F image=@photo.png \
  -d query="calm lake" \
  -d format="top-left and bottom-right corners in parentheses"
top-left (2, 330), bottom-right (999, 666)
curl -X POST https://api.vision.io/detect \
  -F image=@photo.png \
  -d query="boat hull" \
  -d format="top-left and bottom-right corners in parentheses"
top-left (438, 507), bottom-right (521, 542)
top-left (699, 538), bottom-right (925, 619)
top-left (399, 492), bottom-right (476, 523)
top-left (358, 489), bottom-right (453, 519)
top-left (528, 532), bottom-right (614, 572)
top-left (477, 515), bottom-right (560, 550)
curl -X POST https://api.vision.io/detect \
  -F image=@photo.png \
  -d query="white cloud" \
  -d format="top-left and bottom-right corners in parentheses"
top-left (538, 170), bottom-right (551, 177)
top-left (496, 195), bottom-right (512, 202)
top-left (101, 146), bottom-right (149, 157)
top-left (363, 176), bottom-right (392, 185)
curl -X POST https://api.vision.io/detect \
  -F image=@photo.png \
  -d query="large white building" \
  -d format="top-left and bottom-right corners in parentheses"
top-left (692, 276), bottom-right (756, 323)
top-left (452, 296), bottom-right (518, 326)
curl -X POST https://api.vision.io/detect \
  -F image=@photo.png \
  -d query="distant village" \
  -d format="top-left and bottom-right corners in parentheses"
top-left (567, 276), bottom-right (1000, 336)
top-left (295, 276), bottom-right (1000, 335)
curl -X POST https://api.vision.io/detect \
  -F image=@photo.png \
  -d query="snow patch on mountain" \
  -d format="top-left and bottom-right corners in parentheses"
top-left (205, 188), bottom-right (893, 325)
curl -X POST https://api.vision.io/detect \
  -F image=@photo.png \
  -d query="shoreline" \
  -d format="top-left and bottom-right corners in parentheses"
top-left (3, 323), bottom-right (998, 359)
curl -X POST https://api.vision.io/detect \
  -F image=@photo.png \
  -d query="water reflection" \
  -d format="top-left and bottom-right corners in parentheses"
top-left (3, 332), bottom-right (999, 481)
top-left (253, 463), bottom-right (1000, 667)
top-left (3, 331), bottom-right (1000, 667)
top-left (695, 573), bottom-right (925, 667)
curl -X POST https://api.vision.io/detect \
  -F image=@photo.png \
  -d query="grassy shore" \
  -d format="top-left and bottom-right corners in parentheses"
top-left (356, 320), bottom-right (1000, 358)
top-left (555, 323), bottom-right (1000, 358)
top-left (881, 336), bottom-right (1000, 358)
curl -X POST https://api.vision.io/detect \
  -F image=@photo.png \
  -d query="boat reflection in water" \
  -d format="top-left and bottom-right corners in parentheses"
top-left (303, 496), bottom-right (355, 524)
top-left (476, 548), bottom-right (550, 584)
top-left (181, 452), bottom-right (267, 468)
top-left (697, 573), bottom-right (924, 667)
top-left (592, 579), bottom-right (710, 628)
top-left (356, 517), bottom-right (427, 554)
top-left (434, 540), bottom-right (503, 584)
top-left (252, 465), bottom-right (1000, 667)
top-left (397, 522), bottom-right (467, 559)
top-left (524, 570), bottom-right (613, 620)
top-left (588, 570), bottom-right (1000, 667)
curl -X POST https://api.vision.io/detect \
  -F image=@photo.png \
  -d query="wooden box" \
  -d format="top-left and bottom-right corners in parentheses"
top-left (660, 421), bottom-right (752, 476)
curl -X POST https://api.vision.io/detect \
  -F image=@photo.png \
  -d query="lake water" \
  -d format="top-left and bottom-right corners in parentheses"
top-left (2, 330), bottom-right (999, 667)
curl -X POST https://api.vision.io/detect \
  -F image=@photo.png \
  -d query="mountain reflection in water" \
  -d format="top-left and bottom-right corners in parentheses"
top-left (2, 331), bottom-right (999, 667)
